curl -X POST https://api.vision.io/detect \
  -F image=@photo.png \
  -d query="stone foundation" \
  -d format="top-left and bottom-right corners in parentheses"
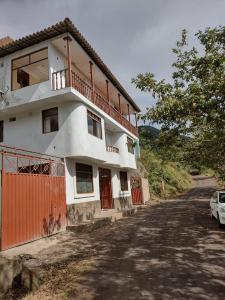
top-left (67, 196), bottom-right (133, 225)
top-left (113, 196), bottom-right (133, 211)
top-left (67, 201), bottom-right (101, 225)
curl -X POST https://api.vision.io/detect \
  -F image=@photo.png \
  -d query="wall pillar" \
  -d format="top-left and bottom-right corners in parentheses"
top-left (63, 36), bottom-right (72, 87)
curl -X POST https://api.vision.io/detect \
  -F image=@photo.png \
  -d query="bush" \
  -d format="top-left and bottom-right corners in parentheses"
top-left (140, 149), bottom-right (193, 198)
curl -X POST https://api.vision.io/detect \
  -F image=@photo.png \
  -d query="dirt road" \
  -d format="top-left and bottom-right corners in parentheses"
top-left (70, 176), bottom-right (225, 300)
top-left (16, 175), bottom-right (225, 300)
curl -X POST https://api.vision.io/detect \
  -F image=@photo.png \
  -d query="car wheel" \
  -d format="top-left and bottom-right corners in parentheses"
top-left (217, 213), bottom-right (224, 228)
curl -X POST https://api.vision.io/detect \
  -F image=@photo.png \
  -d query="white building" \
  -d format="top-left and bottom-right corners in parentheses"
top-left (0, 18), bottom-right (141, 224)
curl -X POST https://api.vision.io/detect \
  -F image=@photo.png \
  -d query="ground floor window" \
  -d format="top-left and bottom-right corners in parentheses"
top-left (120, 171), bottom-right (128, 191)
top-left (76, 163), bottom-right (94, 193)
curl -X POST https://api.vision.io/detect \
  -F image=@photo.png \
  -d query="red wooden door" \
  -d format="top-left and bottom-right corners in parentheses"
top-left (131, 176), bottom-right (143, 205)
top-left (99, 168), bottom-right (113, 209)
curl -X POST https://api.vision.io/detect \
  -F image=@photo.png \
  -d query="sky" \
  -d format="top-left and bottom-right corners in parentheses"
top-left (0, 0), bottom-right (224, 114)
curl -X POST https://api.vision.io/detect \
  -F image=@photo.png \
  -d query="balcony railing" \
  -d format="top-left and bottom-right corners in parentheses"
top-left (52, 69), bottom-right (139, 136)
top-left (106, 145), bottom-right (119, 153)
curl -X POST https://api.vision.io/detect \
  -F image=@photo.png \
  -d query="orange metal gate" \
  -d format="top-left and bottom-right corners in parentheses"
top-left (0, 146), bottom-right (67, 250)
top-left (131, 176), bottom-right (143, 205)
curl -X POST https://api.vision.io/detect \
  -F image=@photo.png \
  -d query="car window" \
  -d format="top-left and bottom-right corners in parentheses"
top-left (219, 193), bottom-right (225, 203)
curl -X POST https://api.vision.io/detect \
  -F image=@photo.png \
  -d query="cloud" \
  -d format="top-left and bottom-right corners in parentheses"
top-left (0, 0), bottom-right (224, 112)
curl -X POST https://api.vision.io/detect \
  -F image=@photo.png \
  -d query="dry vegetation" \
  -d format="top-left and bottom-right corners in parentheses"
top-left (21, 259), bottom-right (94, 300)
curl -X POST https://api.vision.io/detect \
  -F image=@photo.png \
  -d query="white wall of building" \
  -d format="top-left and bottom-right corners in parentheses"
top-left (0, 32), bottom-right (138, 203)
top-left (65, 157), bottom-right (131, 205)
top-left (1, 100), bottom-right (137, 169)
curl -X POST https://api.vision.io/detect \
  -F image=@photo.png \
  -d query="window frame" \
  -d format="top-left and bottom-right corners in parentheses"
top-left (120, 171), bottom-right (128, 192)
top-left (127, 137), bottom-right (134, 154)
top-left (75, 163), bottom-right (94, 194)
top-left (87, 110), bottom-right (102, 139)
top-left (0, 120), bottom-right (3, 143)
top-left (42, 107), bottom-right (59, 134)
top-left (11, 47), bottom-right (49, 91)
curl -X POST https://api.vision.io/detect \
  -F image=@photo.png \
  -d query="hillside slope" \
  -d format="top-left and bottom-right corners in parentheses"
top-left (139, 126), bottom-right (193, 198)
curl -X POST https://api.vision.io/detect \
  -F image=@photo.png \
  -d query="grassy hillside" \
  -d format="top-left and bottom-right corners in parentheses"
top-left (139, 126), bottom-right (193, 199)
top-left (139, 125), bottom-right (160, 138)
top-left (138, 125), bottom-right (160, 149)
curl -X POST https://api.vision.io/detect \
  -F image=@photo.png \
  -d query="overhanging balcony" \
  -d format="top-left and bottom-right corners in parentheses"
top-left (106, 145), bottom-right (119, 153)
top-left (52, 68), bottom-right (139, 137)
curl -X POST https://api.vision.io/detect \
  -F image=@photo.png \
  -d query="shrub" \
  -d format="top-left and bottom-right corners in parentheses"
top-left (141, 149), bottom-right (193, 198)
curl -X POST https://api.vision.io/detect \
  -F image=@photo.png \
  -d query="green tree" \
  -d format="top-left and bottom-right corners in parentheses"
top-left (132, 26), bottom-right (225, 176)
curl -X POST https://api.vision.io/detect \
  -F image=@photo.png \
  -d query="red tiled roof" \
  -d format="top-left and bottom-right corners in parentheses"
top-left (0, 18), bottom-right (140, 112)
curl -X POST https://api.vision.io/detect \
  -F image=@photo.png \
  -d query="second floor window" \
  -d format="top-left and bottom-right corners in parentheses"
top-left (42, 107), bottom-right (58, 134)
top-left (87, 110), bottom-right (102, 139)
top-left (12, 48), bottom-right (48, 90)
top-left (127, 137), bottom-right (134, 154)
top-left (0, 120), bottom-right (3, 142)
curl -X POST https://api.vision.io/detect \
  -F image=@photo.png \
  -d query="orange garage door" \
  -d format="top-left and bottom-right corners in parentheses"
top-left (0, 148), bottom-right (67, 250)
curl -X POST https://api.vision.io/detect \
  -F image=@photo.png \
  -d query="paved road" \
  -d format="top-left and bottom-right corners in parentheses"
top-left (73, 176), bottom-right (225, 300)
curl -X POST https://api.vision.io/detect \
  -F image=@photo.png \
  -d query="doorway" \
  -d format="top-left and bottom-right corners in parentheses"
top-left (99, 168), bottom-right (113, 209)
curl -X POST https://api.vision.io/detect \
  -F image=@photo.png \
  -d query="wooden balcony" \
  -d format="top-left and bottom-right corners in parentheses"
top-left (52, 69), bottom-right (139, 137)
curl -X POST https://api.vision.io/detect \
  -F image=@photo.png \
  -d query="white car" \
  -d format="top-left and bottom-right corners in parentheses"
top-left (210, 191), bottom-right (225, 227)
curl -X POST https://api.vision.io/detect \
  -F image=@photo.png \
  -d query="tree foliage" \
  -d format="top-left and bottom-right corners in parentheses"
top-left (132, 26), bottom-right (225, 176)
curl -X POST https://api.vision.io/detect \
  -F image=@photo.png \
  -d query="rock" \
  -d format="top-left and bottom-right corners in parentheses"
top-left (0, 256), bottom-right (23, 294)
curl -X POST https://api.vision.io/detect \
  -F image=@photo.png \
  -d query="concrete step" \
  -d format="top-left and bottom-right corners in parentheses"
top-left (67, 217), bottom-right (112, 233)
top-left (66, 207), bottom-right (138, 234)
top-left (97, 206), bottom-right (139, 220)
top-left (97, 207), bottom-right (139, 219)
top-left (96, 209), bottom-right (123, 222)
top-left (122, 207), bottom-right (137, 217)
top-left (135, 204), bottom-right (148, 211)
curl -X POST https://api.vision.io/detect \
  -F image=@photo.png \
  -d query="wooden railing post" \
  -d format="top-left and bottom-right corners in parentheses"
top-left (118, 94), bottom-right (122, 121)
top-left (106, 80), bottom-right (109, 103)
top-left (106, 80), bottom-right (110, 114)
top-left (89, 61), bottom-right (94, 103)
top-left (127, 104), bottom-right (131, 130)
top-left (63, 36), bottom-right (72, 87)
top-left (127, 104), bottom-right (130, 122)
